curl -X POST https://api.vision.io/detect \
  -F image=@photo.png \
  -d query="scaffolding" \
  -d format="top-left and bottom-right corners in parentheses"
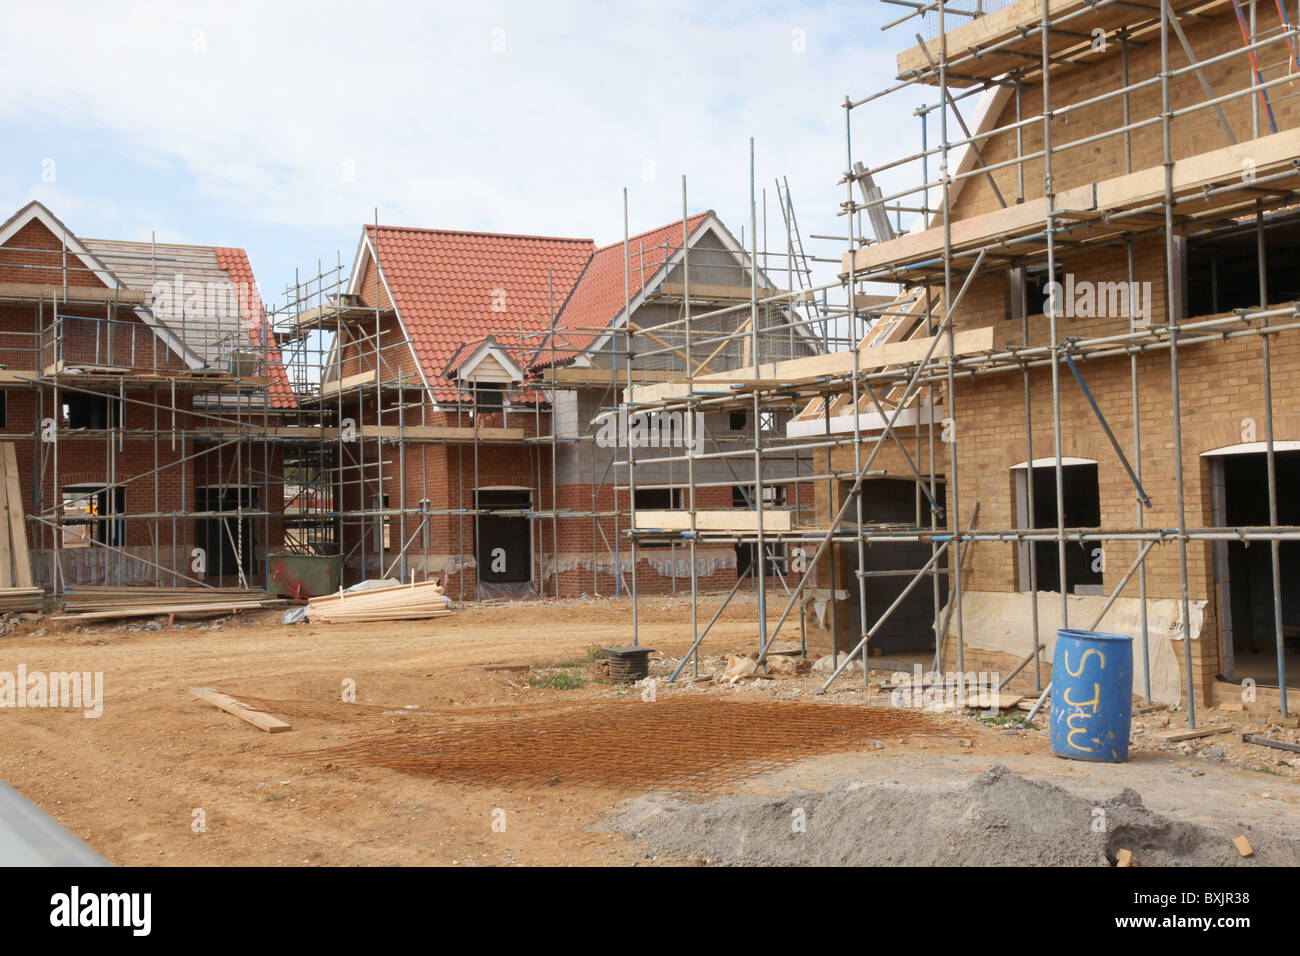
top-left (607, 0), bottom-right (1300, 729)
top-left (0, 229), bottom-right (291, 594)
top-left (264, 201), bottom-right (837, 605)
top-left (16, 0), bottom-right (1295, 737)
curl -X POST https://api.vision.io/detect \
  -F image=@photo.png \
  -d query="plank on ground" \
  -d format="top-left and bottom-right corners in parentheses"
top-left (54, 601), bottom-right (277, 621)
top-left (189, 687), bottom-right (291, 733)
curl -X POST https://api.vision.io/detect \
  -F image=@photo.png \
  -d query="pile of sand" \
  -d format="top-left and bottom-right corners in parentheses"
top-left (606, 765), bottom-right (1297, 866)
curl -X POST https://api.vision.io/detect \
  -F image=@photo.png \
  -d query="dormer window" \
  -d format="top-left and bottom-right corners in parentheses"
top-left (474, 382), bottom-right (506, 412)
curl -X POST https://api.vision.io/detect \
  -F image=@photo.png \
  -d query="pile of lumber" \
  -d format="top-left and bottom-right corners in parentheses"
top-left (56, 586), bottom-right (280, 621)
top-left (0, 588), bottom-right (42, 613)
top-left (307, 579), bottom-right (451, 624)
top-left (0, 442), bottom-right (39, 612)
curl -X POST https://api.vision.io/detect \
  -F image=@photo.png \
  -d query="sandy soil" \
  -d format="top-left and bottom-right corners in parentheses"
top-left (0, 591), bottom-right (1294, 866)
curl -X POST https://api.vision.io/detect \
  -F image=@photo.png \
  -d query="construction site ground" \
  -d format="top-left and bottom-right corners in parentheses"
top-left (1, 592), bottom-right (1297, 866)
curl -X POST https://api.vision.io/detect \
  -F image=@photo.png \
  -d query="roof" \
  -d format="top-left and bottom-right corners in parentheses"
top-left (359, 215), bottom-right (714, 398)
top-left (0, 201), bottom-right (200, 369)
top-left (212, 248), bottom-right (296, 409)
top-left (361, 225), bottom-right (595, 401)
top-left (535, 212), bottom-right (711, 368)
top-left (81, 237), bottom-right (295, 409)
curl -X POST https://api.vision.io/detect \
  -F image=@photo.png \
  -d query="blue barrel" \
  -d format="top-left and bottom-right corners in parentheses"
top-left (1050, 629), bottom-right (1133, 763)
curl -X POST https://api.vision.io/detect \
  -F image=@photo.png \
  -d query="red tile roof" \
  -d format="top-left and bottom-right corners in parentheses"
top-left (212, 247), bottom-right (297, 409)
top-left (364, 225), bottom-right (595, 401)
top-left (534, 212), bottom-right (710, 369)
top-left (364, 214), bottom-right (712, 396)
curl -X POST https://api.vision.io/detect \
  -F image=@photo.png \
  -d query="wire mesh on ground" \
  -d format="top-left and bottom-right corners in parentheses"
top-left (296, 697), bottom-right (940, 792)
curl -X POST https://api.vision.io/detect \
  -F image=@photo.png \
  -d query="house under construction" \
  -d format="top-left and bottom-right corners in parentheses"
top-left (0, 200), bottom-right (294, 595)
top-left (3, 0), bottom-right (1297, 736)
top-left (269, 206), bottom-right (825, 602)
top-left (609, 0), bottom-right (1300, 728)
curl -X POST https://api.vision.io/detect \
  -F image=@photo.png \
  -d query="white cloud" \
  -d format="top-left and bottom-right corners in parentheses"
top-left (0, 0), bottom-right (928, 292)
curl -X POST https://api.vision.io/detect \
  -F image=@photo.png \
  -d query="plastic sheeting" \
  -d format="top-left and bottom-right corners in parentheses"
top-left (806, 588), bottom-right (849, 629)
top-left (347, 554), bottom-right (476, 575)
top-left (477, 580), bottom-right (535, 601)
top-left (40, 546), bottom-right (191, 587)
top-left (942, 590), bottom-right (1206, 705)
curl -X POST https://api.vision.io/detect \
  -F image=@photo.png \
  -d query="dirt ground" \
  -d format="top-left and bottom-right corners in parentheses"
top-left (0, 591), bottom-right (1295, 866)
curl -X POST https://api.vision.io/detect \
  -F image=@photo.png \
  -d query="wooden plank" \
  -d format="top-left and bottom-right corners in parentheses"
top-left (54, 601), bottom-right (276, 621)
top-left (204, 425), bottom-right (526, 442)
top-left (693, 316), bottom-right (750, 375)
top-left (307, 580), bottom-right (451, 623)
top-left (630, 326), bottom-right (995, 403)
top-left (1233, 836), bottom-right (1254, 858)
top-left (898, 0), bottom-right (1084, 85)
top-left (0, 587), bottom-right (43, 612)
top-left (307, 580), bottom-right (445, 605)
top-left (0, 457), bottom-right (12, 590)
top-left (189, 687), bottom-right (291, 733)
top-left (1116, 848), bottom-right (1135, 868)
top-left (309, 609), bottom-right (453, 622)
top-left (896, 0), bottom-right (1230, 87)
top-left (658, 281), bottom-right (784, 300)
top-left (2, 444), bottom-right (31, 588)
top-left (293, 303), bottom-right (395, 329)
top-left (543, 367), bottom-right (680, 386)
top-left (847, 293), bottom-right (898, 312)
top-left (845, 127), bottom-right (1300, 276)
top-left (1153, 725), bottom-right (1232, 743)
top-left (632, 509), bottom-right (793, 533)
top-left (0, 281), bottom-right (147, 304)
top-left (319, 368), bottom-right (378, 398)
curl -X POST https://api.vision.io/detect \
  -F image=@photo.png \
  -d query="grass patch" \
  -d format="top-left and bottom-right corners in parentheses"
top-left (528, 669), bottom-right (584, 691)
top-left (977, 712), bottom-right (1027, 727)
top-left (1253, 765), bottom-right (1286, 777)
top-left (540, 645), bottom-right (607, 670)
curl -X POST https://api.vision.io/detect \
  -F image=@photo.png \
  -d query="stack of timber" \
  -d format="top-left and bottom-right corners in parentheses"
top-left (306, 579), bottom-right (452, 624)
top-left (0, 442), bottom-right (39, 612)
top-left (0, 588), bottom-right (42, 613)
top-left (56, 586), bottom-right (280, 621)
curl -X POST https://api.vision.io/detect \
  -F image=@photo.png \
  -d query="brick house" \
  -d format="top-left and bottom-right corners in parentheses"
top-left (807, 1), bottom-right (1300, 710)
top-left (0, 200), bottom-right (294, 589)
top-left (324, 211), bottom-right (817, 598)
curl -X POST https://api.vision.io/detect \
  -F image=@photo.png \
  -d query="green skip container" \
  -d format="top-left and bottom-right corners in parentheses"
top-left (267, 554), bottom-right (343, 600)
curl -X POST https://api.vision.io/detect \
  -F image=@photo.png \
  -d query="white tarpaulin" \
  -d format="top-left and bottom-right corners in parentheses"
top-left (943, 590), bottom-right (1206, 705)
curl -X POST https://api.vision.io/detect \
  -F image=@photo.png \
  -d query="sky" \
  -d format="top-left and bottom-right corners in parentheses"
top-left (0, 0), bottom-right (939, 309)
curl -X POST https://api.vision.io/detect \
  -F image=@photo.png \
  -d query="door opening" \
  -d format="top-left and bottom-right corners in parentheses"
top-left (844, 477), bottom-right (948, 657)
top-left (1211, 449), bottom-right (1300, 687)
top-left (475, 489), bottom-right (531, 585)
top-left (199, 486), bottom-right (258, 581)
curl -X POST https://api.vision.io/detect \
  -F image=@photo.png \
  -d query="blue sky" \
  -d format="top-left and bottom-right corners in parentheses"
top-left (0, 1), bottom-right (934, 306)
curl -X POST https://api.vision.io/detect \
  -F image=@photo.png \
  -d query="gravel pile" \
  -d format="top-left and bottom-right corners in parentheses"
top-left (607, 764), bottom-right (1299, 866)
